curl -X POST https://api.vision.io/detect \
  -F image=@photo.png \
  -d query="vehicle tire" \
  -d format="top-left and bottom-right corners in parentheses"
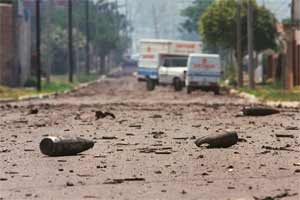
top-left (174, 78), bottom-right (183, 91)
top-left (187, 86), bottom-right (192, 94)
top-left (213, 87), bottom-right (220, 95)
top-left (146, 78), bottom-right (156, 91)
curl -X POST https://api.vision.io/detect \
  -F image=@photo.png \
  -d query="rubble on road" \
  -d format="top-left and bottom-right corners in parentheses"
top-left (103, 178), bottom-right (145, 184)
top-left (40, 136), bottom-right (95, 156)
top-left (95, 111), bottom-right (116, 120)
top-left (28, 107), bottom-right (39, 115)
top-left (254, 191), bottom-right (298, 200)
top-left (275, 134), bottom-right (295, 138)
top-left (262, 145), bottom-right (299, 152)
top-left (285, 126), bottom-right (299, 130)
top-left (195, 131), bottom-right (238, 148)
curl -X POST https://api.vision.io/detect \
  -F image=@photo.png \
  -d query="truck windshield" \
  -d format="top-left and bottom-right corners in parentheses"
top-left (162, 56), bottom-right (188, 67)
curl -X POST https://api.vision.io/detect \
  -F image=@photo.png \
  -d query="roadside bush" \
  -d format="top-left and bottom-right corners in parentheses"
top-left (24, 77), bottom-right (37, 88)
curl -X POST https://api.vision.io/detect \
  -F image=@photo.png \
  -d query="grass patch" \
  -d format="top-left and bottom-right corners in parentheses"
top-left (0, 86), bottom-right (36, 99)
top-left (240, 82), bottom-right (300, 102)
top-left (0, 74), bottom-right (99, 100)
top-left (76, 74), bottom-right (98, 83)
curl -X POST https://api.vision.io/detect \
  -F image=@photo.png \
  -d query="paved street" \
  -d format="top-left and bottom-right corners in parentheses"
top-left (0, 76), bottom-right (299, 200)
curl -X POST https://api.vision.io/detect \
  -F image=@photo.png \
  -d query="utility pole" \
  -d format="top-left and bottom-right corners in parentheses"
top-left (68, 0), bottom-right (74, 83)
top-left (36, 0), bottom-right (42, 91)
top-left (152, 5), bottom-right (159, 39)
top-left (85, 0), bottom-right (90, 75)
top-left (247, 0), bottom-right (255, 89)
top-left (236, 0), bottom-right (243, 87)
top-left (45, 0), bottom-right (52, 83)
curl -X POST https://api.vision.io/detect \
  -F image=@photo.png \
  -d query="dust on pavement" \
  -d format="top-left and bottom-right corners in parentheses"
top-left (0, 77), bottom-right (299, 200)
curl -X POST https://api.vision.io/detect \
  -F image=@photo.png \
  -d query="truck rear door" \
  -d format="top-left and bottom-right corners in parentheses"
top-left (188, 56), bottom-right (221, 86)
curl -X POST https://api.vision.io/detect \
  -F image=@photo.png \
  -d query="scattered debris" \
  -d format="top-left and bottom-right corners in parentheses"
top-left (242, 106), bottom-right (280, 116)
top-left (150, 131), bottom-right (165, 139)
top-left (293, 163), bottom-right (300, 167)
top-left (129, 124), bottom-right (142, 129)
top-left (101, 136), bottom-right (118, 140)
top-left (95, 111), bottom-right (115, 120)
top-left (254, 191), bottom-right (298, 200)
top-left (28, 108), bottom-right (39, 115)
top-left (103, 178), bottom-right (145, 184)
top-left (24, 149), bottom-right (35, 152)
top-left (285, 126), bottom-right (299, 130)
top-left (258, 150), bottom-right (271, 155)
top-left (173, 137), bottom-right (189, 140)
top-left (195, 131), bottom-right (238, 148)
top-left (262, 145), bottom-right (299, 152)
top-left (83, 195), bottom-right (99, 199)
top-left (40, 136), bottom-right (94, 156)
top-left (138, 147), bottom-right (172, 154)
top-left (154, 151), bottom-right (172, 155)
top-left (192, 124), bottom-right (202, 128)
top-left (66, 181), bottom-right (74, 187)
top-left (0, 149), bottom-right (10, 153)
top-left (275, 134), bottom-right (294, 139)
top-left (238, 138), bottom-right (247, 143)
top-left (149, 114), bottom-right (162, 118)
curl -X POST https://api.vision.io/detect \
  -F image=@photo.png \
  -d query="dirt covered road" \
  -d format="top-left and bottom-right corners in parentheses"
top-left (0, 77), bottom-right (299, 200)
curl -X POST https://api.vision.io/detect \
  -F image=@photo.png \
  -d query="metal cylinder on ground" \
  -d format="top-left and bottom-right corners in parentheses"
top-left (195, 131), bottom-right (238, 148)
top-left (40, 136), bottom-right (94, 156)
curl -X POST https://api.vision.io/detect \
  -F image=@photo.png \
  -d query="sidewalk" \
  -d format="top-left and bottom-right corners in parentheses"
top-left (230, 89), bottom-right (300, 108)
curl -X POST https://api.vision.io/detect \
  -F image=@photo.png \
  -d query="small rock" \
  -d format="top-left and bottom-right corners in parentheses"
top-left (95, 111), bottom-right (115, 120)
top-left (29, 108), bottom-right (39, 115)
top-left (294, 169), bottom-right (300, 173)
top-left (66, 181), bottom-right (74, 187)
top-left (293, 163), bottom-right (300, 167)
top-left (150, 114), bottom-right (162, 118)
top-left (285, 126), bottom-right (299, 130)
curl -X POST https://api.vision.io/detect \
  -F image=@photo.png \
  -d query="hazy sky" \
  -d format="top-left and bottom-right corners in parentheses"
top-left (115, 0), bottom-right (292, 52)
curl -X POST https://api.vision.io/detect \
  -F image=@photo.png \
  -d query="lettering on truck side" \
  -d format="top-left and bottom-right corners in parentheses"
top-left (142, 54), bottom-right (155, 59)
top-left (176, 44), bottom-right (196, 49)
top-left (192, 58), bottom-right (216, 69)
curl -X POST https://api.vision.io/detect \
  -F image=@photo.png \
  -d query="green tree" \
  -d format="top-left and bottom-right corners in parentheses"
top-left (0, 0), bottom-right (12, 3)
top-left (199, 0), bottom-right (278, 55)
top-left (180, 0), bottom-right (214, 34)
top-left (41, 26), bottom-right (86, 74)
top-left (40, 0), bottom-right (130, 75)
top-left (90, 1), bottom-right (130, 73)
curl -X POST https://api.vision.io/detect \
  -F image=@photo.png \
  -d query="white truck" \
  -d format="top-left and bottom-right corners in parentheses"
top-left (137, 39), bottom-right (202, 91)
top-left (186, 53), bottom-right (222, 95)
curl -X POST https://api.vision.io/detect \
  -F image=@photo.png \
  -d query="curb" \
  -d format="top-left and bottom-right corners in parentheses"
top-left (0, 75), bottom-right (110, 104)
top-left (230, 88), bottom-right (300, 108)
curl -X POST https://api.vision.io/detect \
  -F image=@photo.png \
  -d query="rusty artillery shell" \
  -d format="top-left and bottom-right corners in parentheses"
top-left (242, 106), bottom-right (279, 116)
top-left (195, 131), bottom-right (238, 148)
top-left (40, 136), bottom-right (94, 156)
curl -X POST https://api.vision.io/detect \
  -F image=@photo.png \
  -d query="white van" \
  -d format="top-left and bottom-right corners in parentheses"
top-left (137, 39), bottom-right (202, 91)
top-left (186, 53), bottom-right (222, 94)
top-left (158, 54), bottom-right (188, 91)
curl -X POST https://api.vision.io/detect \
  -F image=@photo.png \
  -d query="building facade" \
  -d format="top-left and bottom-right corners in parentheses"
top-left (0, 1), bottom-right (31, 87)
